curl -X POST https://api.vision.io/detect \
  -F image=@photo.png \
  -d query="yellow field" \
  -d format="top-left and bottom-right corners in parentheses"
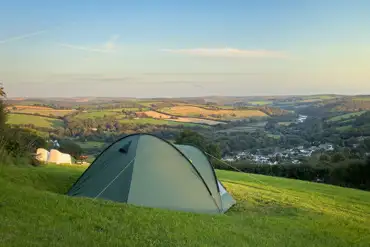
top-left (7, 105), bottom-right (75, 117)
top-left (160, 106), bottom-right (267, 119)
top-left (142, 110), bottom-right (225, 125)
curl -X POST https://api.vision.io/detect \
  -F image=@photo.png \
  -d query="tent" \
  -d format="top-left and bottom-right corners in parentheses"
top-left (36, 148), bottom-right (72, 164)
top-left (67, 133), bottom-right (236, 214)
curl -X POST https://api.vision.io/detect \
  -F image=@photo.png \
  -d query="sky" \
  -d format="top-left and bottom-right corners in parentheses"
top-left (1, 0), bottom-right (370, 98)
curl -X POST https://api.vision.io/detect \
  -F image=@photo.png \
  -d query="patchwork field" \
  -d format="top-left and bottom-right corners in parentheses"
top-left (160, 106), bottom-right (268, 120)
top-left (75, 111), bottom-right (119, 119)
top-left (217, 122), bottom-right (267, 133)
top-left (0, 164), bottom-right (369, 246)
top-left (7, 113), bottom-right (64, 128)
top-left (142, 110), bottom-right (225, 125)
top-left (7, 105), bottom-right (75, 117)
top-left (119, 118), bottom-right (203, 127)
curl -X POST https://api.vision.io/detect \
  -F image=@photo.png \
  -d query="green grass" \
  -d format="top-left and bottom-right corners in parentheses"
top-left (247, 100), bottom-right (273, 105)
top-left (267, 133), bottom-right (281, 139)
top-left (110, 107), bottom-right (148, 112)
top-left (119, 118), bottom-right (202, 127)
top-left (217, 122), bottom-right (267, 133)
top-left (352, 97), bottom-right (370, 101)
top-left (336, 125), bottom-right (353, 132)
top-left (7, 113), bottom-right (64, 128)
top-left (75, 111), bottom-right (119, 119)
top-left (278, 121), bottom-right (292, 126)
top-left (327, 111), bottom-right (366, 122)
top-left (75, 141), bottom-right (107, 149)
top-left (0, 164), bottom-right (369, 246)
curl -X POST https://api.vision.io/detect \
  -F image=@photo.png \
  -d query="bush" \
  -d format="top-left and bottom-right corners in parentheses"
top-left (0, 94), bottom-right (46, 166)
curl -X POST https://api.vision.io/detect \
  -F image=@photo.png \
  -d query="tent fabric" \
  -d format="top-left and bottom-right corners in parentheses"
top-left (36, 148), bottom-right (72, 164)
top-left (67, 133), bottom-right (236, 214)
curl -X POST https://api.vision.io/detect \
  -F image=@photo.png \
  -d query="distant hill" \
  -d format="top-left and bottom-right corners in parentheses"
top-left (296, 96), bottom-right (370, 117)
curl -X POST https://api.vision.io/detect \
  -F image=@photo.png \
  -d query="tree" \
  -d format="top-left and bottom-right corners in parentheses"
top-left (0, 84), bottom-right (6, 98)
top-left (331, 152), bottom-right (346, 163)
top-left (58, 140), bottom-right (83, 159)
top-left (175, 130), bottom-right (222, 161)
top-left (0, 100), bottom-right (8, 133)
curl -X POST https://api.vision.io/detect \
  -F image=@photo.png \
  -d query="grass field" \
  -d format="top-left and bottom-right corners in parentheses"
top-left (119, 118), bottom-right (202, 127)
top-left (160, 106), bottom-right (268, 120)
top-left (247, 100), bottom-right (273, 105)
top-left (327, 111), bottom-right (366, 122)
top-left (7, 105), bottom-right (75, 117)
top-left (75, 111), bottom-right (119, 119)
top-left (336, 125), bottom-right (353, 132)
top-left (0, 164), bottom-right (369, 246)
top-left (352, 97), bottom-right (370, 101)
top-left (75, 141), bottom-right (107, 149)
top-left (7, 113), bottom-right (64, 128)
top-left (143, 110), bottom-right (225, 125)
top-left (110, 107), bottom-right (149, 112)
top-left (217, 122), bottom-right (267, 133)
top-left (278, 121), bottom-right (293, 126)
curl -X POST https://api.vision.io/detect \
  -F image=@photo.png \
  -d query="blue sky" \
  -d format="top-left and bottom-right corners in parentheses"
top-left (1, 0), bottom-right (370, 97)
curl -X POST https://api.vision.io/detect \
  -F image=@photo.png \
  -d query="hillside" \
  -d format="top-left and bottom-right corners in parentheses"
top-left (7, 105), bottom-right (75, 117)
top-left (7, 113), bottom-right (64, 128)
top-left (0, 164), bottom-right (369, 246)
top-left (159, 105), bottom-right (268, 120)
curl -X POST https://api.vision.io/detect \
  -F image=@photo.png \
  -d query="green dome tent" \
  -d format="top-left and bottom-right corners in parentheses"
top-left (67, 133), bottom-right (236, 214)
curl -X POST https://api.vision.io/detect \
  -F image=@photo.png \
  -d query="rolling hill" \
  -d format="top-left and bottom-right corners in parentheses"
top-left (159, 105), bottom-right (268, 120)
top-left (7, 113), bottom-right (64, 128)
top-left (0, 164), bottom-right (369, 247)
top-left (6, 105), bottom-right (75, 117)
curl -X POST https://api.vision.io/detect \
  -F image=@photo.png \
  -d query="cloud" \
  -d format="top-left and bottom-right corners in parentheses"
top-left (59, 35), bottom-right (120, 53)
top-left (0, 30), bottom-right (46, 45)
top-left (160, 47), bottom-right (289, 58)
top-left (58, 43), bottom-right (114, 53)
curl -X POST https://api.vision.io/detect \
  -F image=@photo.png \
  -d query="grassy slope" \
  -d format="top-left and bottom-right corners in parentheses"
top-left (0, 165), bottom-right (369, 247)
top-left (119, 118), bottom-right (202, 127)
top-left (74, 110), bottom-right (205, 127)
top-left (7, 113), bottom-right (63, 128)
top-left (7, 105), bottom-right (75, 117)
top-left (327, 111), bottom-right (366, 122)
top-left (160, 106), bottom-right (268, 119)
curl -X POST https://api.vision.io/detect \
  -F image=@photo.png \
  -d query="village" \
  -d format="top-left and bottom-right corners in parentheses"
top-left (223, 143), bottom-right (334, 165)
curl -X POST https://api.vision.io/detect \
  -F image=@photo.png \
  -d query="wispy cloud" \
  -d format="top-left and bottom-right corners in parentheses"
top-left (160, 47), bottom-right (289, 58)
top-left (0, 30), bottom-right (46, 45)
top-left (59, 35), bottom-right (120, 53)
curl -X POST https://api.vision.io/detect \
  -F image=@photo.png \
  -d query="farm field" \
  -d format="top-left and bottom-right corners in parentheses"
top-left (0, 164), bottom-right (369, 247)
top-left (75, 111), bottom-right (119, 119)
top-left (278, 121), bottom-right (293, 126)
top-left (336, 125), bottom-right (353, 132)
top-left (142, 110), bottom-right (225, 125)
top-left (110, 107), bottom-right (149, 112)
top-left (118, 118), bottom-right (203, 127)
top-left (217, 122), bottom-right (267, 133)
top-left (327, 111), bottom-right (366, 122)
top-left (247, 100), bottom-right (273, 105)
top-left (7, 105), bottom-right (75, 117)
top-left (74, 141), bottom-right (107, 150)
top-left (7, 113), bottom-right (64, 128)
top-left (352, 97), bottom-right (370, 101)
top-left (160, 106), bottom-right (268, 120)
